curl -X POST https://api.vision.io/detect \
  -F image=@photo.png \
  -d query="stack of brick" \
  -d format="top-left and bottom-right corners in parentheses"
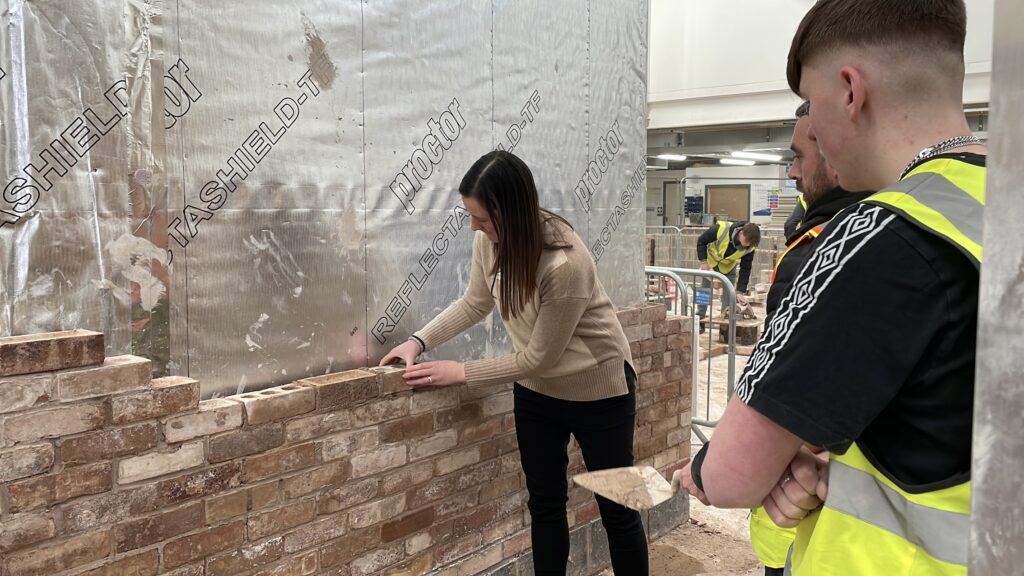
top-left (0, 310), bottom-right (692, 576)
top-left (645, 228), bottom-right (786, 282)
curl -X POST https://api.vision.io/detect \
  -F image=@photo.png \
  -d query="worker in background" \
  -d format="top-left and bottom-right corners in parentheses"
top-left (750, 99), bottom-right (873, 575)
top-left (782, 192), bottom-right (807, 238)
top-left (677, 1), bottom-right (984, 575)
top-left (381, 150), bottom-right (649, 576)
top-left (695, 219), bottom-right (760, 325)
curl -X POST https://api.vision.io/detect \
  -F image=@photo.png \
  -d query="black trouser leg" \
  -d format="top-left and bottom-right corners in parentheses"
top-left (765, 567), bottom-right (785, 576)
top-left (514, 384), bottom-right (572, 576)
top-left (571, 366), bottom-right (649, 575)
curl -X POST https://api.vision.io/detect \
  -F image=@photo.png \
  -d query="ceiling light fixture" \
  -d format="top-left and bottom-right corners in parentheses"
top-left (720, 158), bottom-right (756, 166)
top-left (731, 151), bottom-right (783, 162)
top-left (646, 164), bottom-right (668, 170)
top-left (656, 154), bottom-right (688, 161)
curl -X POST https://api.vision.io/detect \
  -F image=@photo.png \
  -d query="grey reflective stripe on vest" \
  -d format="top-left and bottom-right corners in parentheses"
top-left (866, 171), bottom-right (983, 266)
top-left (825, 459), bottom-right (969, 566)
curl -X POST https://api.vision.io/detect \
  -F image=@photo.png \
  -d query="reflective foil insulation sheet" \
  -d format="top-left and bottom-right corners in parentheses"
top-left (0, 0), bottom-right (649, 399)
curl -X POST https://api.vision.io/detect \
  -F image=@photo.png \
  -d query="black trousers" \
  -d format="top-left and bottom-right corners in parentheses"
top-left (514, 364), bottom-right (649, 575)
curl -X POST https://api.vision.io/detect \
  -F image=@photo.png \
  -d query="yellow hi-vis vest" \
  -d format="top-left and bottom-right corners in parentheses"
top-left (706, 220), bottom-right (755, 274)
top-left (786, 156), bottom-right (984, 576)
top-left (750, 222), bottom-right (826, 569)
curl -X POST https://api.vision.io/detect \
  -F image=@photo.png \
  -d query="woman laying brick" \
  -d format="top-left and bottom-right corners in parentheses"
top-left (380, 150), bottom-right (648, 575)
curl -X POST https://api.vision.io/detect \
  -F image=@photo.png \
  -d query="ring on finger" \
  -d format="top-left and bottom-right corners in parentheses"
top-left (428, 376), bottom-right (433, 384)
top-left (780, 475), bottom-right (791, 489)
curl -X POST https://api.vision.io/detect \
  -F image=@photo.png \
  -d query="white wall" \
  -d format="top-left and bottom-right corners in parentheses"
top-left (683, 165), bottom-right (788, 224)
top-left (649, 0), bottom-right (995, 129)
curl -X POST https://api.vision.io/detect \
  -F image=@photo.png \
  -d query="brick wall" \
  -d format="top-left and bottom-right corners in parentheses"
top-left (0, 304), bottom-right (691, 576)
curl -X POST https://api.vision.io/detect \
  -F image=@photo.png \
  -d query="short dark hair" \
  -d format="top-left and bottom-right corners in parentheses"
top-left (787, 0), bottom-right (967, 93)
top-left (740, 223), bottom-right (761, 247)
top-left (795, 101), bottom-right (810, 118)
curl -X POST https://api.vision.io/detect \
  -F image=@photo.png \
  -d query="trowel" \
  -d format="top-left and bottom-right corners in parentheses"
top-left (572, 461), bottom-right (687, 511)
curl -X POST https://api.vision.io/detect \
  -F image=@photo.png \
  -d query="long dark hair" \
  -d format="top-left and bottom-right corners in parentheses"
top-left (459, 151), bottom-right (570, 320)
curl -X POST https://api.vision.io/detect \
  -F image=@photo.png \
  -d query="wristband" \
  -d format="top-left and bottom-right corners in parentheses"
top-left (408, 335), bottom-right (425, 354)
top-left (691, 442), bottom-right (710, 493)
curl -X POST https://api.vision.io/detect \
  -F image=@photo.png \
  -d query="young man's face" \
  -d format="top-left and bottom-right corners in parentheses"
top-left (799, 64), bottom-right (864, 191)
top-left (788, 116), bottom-right (836, 204)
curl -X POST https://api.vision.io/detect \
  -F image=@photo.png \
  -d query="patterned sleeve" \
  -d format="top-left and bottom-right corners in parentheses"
top-left (737, 204), bottom-right (948, 452)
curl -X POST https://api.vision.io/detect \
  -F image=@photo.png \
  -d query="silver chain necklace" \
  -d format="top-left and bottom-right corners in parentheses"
top-left (900, 135), bottom-right (982, 180)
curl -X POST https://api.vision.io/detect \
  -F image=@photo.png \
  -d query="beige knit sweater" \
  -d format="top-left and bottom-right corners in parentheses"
top-left (415, 217), bottom-right (633, 401)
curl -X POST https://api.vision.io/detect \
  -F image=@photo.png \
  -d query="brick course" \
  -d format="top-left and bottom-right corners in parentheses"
top-left (0, 312), bottom-right (690, 575)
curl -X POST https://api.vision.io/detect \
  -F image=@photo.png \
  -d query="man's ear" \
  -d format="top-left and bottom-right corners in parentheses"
top-left (839, 65), bottom-right (867, 124)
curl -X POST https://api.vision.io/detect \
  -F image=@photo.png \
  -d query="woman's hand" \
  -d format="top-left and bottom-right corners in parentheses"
top-left (379, 340), bottom-right (421, 368)
top-left (403, 361), bottom-right (466, 387)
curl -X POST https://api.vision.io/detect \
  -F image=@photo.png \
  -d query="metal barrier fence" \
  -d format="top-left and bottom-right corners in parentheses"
top-left (644, 266), bottom-right (738, 444)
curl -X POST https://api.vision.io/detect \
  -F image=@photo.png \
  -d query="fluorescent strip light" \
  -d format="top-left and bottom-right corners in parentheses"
top-left (656, 154), bottom-right (688, 161)
top-left (732, 151), bottom-right (783, 162)
top-left (646, 164), bottom-right (668, 170)
top-left (720, 158), bottom-right (756, 166)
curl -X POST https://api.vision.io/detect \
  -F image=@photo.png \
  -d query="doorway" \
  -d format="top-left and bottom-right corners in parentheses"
top-left (705, 185), bottom-right (750, 221)
top-left (664, 180), bottom-right (683, 227)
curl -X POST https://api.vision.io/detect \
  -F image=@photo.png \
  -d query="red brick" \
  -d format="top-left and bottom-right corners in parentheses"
top-left (206, 489), bottom-right (249, 523)
top-left (435, 532), bottom-right (481, 565)
top-left (616, 308), bottom-right (641, 327)
top-left (299, 370), bottom-right (379, 410)
top-left (435, 403), bottom-right (482, 428)
top-left (456, 459), bottom-right (502, 491)
top-left (0, 442), bottom-right (54, 482)
top-left (350, 541), bottom-right (404, 576)
top-left (248, 499), bottom-right (317, 540)
top-left (60, 484), bottom-right (159, 534)
top-left (452, 502), bottom-right (498, 536)
top-left (434, 491), bottom-right (480, 522)
top-left (3, 403), bottom-right (104, 444)
top-left (281, 460), bottom-right (348, 499)
top-left (351, 444), bottom-right (407, 477)
top-left (0, 329), bottom-right (103, 377)
top-left (110, 376), bottom-right (199, 424)
top-left (409, 388), bottom-right (458, 415)
top-left (479, 473), bottom-right (521, 503)
top-left (236, 384), bottom-right (316, 426)
top-left (381, 461), bottom-right (434, 495)
top-left (320, 428), bottom-right (379, 461)
top-left (282, 513), bottom-right (347, 554)
top-left (348, 494), bottom-right (407, 529)
top-left (4, 529), bottom-right (109, 575)
top-left (250, 550), bottom-right (318, 576)
top-left (163, 520), bottom-right (245, 568)
top-left (7, 462), bottom-right (110, 513)
top-left (60, 422), bottom-right (159, 465)
top-left (207, 537), bottom-right (284, 576)
top-left (380, 508), bottom-right (434, 543)
top-left (318, 477), bottom-right (379, 514)
top-left (381, 413), bottom-right (434, 443)
top-left (75, 549), bottom-right (159, 576)
top-left (319, 526), bottom-right (382, 568)
top-left (57, 355), bottom-right (151, 401)
top-left (640, 336), bottom-right (667, 357)
top-left (503, 529), bottom-right (532, 558)
top-left (158, 462), bottom-right (242, 505)
top-left (243, 442), bottom-right (316, 483)
top-left (460, 417), bottom-right (503, 443)
top-left (113, 502), bottom-right (203, 552)
top-left (641, 303), bottom-right (667, 323)
top-left (208, 423), bottom-right (283, 463)
top-left (369, 365), bottom-right (411, 396)
top-left (0, 373), bottom-right (53, 415)
top-left (117, 440), bottom-right (204, 484)
top-left (250, 480), bottom-right (282, 511)
top-left (164, 398), bottom-right (243, 443)
top-left (407, 475), bottom-right (457, 508)
top-left (0, 513), bottom-right (55, 554)
top-left (380, 553), bottom-right (432, 576)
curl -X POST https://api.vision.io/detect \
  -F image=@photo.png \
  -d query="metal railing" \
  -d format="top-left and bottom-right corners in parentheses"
top-left (645, 266), bottom-right (738, 444)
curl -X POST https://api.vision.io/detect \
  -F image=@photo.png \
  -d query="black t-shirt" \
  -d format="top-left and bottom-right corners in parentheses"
top-left (737, 178), bottom-right (979, 492)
